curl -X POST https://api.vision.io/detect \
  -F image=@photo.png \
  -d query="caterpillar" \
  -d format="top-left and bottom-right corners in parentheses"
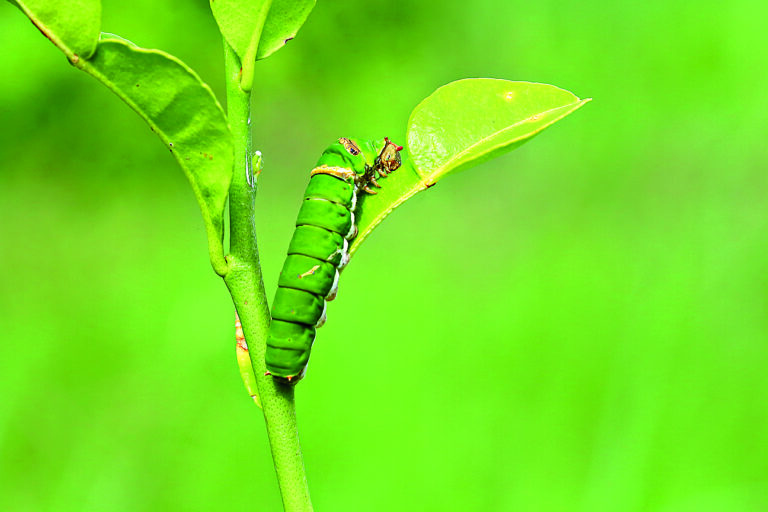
top-left (265, 137), bottom-right (403, 383)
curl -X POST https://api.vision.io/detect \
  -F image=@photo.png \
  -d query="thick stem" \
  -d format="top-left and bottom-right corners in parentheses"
top-left (222, 40), bottom-right (313, 512)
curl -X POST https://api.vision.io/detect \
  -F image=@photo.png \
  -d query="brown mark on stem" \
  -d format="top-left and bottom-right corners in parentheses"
top-left (235, 314), bottom-right (247, 351)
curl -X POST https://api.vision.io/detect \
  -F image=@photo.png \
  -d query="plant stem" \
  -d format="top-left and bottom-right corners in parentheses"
top-left (221, 40), bottom-right (313, 512)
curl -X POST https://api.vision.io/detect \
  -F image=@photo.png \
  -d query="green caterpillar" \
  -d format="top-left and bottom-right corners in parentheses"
top-left (265, 137), bottom-right (403, 382)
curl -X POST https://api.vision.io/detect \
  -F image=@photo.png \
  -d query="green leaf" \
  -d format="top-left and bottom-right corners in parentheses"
top-left (351, 79), bottom-right (589, 254)
top-left (79, 35), bottom-right (233, 275)
top-left (408, 79), bottom-right (591, 181)
top-left (9, 0), bottom-right (101, 60)
top-left (10, 3), bottom-right (233, 273)
top-left (255, 0), bottom-right (314, 60)
top-left (210, 0), bottom-right (315, 91)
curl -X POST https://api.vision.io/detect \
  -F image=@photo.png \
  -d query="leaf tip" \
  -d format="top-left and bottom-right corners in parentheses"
top-left (570, 96), bottom-right (593, 112)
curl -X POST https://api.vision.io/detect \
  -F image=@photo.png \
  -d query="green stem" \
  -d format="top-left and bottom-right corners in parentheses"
top-left (221, 40), bottom-right (313, 512)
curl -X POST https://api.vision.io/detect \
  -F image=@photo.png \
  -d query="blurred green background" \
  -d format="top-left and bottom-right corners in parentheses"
top-left (1, 0), bottom-right (767, 510)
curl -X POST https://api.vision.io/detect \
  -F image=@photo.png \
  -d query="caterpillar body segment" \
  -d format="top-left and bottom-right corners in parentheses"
top-left (265, 137), bottom-right (403, 382)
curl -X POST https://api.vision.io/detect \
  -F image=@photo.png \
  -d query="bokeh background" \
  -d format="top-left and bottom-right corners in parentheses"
top-left (1, 0), bottom-right (767, 510)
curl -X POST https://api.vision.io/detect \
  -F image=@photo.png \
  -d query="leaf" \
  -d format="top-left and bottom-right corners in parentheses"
top-left (79, 35), bottom-right (234, 274)
top-left (408, 79), bottom-right (591, 181)
top-left (351, 79), bottom-right (589, 254)
top-left (256, 0), bottom-right (315, 60)
top-left (210, 0), bottom-right (315, 91)
top-left (12, 2), bottom-right (233, 272)
top-left (9, 0), bottom-right (101, 60)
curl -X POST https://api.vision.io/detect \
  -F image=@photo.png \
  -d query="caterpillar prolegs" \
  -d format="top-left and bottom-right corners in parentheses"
top-left (265, 137), bottom-right (403, 382)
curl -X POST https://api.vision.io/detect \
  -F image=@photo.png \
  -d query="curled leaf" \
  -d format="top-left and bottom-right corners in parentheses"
top-left (12, 21), bottom-right (234, 274)
top-left (79, 35), bottom-right (233, 274)
top-left (11, 2), bottom-right (234, 273)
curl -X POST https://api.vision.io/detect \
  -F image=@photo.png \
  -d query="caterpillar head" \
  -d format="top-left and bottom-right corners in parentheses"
top-left (376, 137), bottom-right (403, 174)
